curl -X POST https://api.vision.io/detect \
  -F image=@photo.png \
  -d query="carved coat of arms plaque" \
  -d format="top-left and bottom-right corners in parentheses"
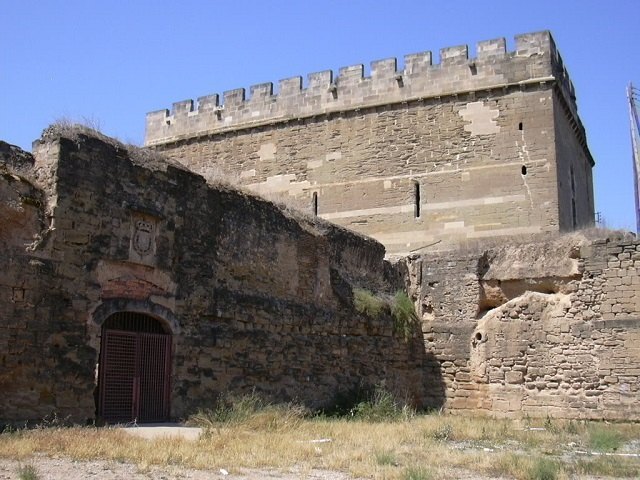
top-left (129, 214), bottom-right (157, 264)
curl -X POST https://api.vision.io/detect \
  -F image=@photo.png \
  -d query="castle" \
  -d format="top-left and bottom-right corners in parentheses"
top-left (3, 32), bottom-right (639, 427)
top-left (146, 31), bottom-right (594, 254)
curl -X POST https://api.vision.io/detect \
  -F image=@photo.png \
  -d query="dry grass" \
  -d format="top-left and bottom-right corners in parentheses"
top-left (2, 410), bottom-right (639, 479)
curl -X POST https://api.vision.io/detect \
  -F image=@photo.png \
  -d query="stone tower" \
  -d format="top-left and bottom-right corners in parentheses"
top-left (145, 31), bottom-right (594, 255)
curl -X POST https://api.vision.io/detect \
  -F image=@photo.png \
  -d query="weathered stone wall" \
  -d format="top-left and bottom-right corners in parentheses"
top-left (553, 93), bottom-right (596, 230)
top-left (0, 128), bottom-right (636, 424)
top-left (145, 31), bottom-right (594, 254)
top-left (405, 233), bottom-right (640, 420)
top-left (0, 130), bottom-right (433, 425)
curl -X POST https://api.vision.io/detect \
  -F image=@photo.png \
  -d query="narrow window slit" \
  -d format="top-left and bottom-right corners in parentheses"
top-left (518, 122), bottom-right (523, 131)
top-left (312, 192), bottom-right (318, 216)
top-left (413, 181), bottom-right (421, 218)
top-left (521, 165), bottom-right (527, 175)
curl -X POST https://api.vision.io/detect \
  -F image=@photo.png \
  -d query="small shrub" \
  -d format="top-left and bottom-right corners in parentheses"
top-left (588, 425), bottom-right (623, 452)
top-left (353, 288), bottom-right (386, 317)
top-left (374, 449), bottom-right (398, 466)
top-left (350, 383), bottom-right (414, 422)
top-left (431, 423), bottom-right (453, 442)
top-left (527, 457), bottom-right (559, 480)
top-left (16, 464), bottom-right (39, 480)
top-left (391, 291), bottom-right (419, 340)
top-left (188, 391), bottom-right (308, 432)
top-left (401, 466), bottom-right (433, 480)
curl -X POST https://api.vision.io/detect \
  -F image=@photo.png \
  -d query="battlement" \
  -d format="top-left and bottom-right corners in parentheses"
top-left (145, 31), bottom-right (578, 146)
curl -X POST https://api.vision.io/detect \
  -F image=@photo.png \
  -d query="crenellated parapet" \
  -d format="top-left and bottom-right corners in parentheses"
top-left (145, 31), bottom-right (578, 146)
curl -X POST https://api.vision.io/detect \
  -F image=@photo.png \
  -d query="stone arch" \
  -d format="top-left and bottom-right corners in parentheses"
top-left (91, 298), bottom-right (180, 334)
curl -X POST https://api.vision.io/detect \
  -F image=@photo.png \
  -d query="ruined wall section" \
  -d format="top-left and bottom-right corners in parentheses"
top-left (406, 233), bottom-right (640, 420)
top-left (0, 131), bottom-right (430, 425)
top-left (0, 142), bottom-right (76, 422)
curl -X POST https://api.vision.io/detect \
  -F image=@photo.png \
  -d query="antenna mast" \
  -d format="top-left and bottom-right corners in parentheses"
top-left (628, 83), bottom-right (640, 233)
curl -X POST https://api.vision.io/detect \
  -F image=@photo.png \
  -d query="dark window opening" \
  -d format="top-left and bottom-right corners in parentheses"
top-left (312, 192), bottom-right (318, 216)
top-left (414, 181), bottom-right (421, 218)
top-left (570, 166), bottom-right (576, 193)
top-left (518, 122), bottom-right (523, 131)
top-left (521, 165), bottom-right (527, 175)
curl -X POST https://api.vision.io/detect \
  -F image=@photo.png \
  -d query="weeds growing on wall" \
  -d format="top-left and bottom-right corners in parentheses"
top-left (353, 289), bottom-right (419, 341)
top-left (391, 291), bottom-right (419, 341)
top-left (353, 288), bottom-right (387, 317)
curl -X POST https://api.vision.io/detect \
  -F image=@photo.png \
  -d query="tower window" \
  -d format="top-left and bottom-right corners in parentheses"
top-left (414, 181), bottom-right (421, 218)
top-left (312, 192), bottom-right (318, 216)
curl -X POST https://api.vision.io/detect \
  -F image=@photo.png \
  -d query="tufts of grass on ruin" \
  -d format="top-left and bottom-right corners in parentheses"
top-left (353, 288), bottom-right (419, 341)
top-left (391, 291), bottom-right (419, 340)
top-left (353, 288), bottom-right (387, 317)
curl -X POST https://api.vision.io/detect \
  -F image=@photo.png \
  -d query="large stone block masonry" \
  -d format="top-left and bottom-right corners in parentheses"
top-left (146, 31), bottom-right (595, 254)
top-left (0, 128), bottom-right (431, 425)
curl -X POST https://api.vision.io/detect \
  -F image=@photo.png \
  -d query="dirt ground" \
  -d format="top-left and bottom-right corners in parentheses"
top-left (0, 455), bottom-right (513, 480)
top-left (1, 456), bottom-right (347, 480)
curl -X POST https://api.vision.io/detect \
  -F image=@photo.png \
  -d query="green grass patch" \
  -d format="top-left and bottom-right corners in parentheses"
top-left (374, 449), bottom-right (398, 466)
top-left (401, 466), bottom-right (433, 480)
top-left (353, 288), bottom-right (387, 317)
top-left (588, 425), bottom-right (623, 452)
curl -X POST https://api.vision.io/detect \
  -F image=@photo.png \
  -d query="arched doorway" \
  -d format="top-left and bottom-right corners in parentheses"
top-left (98, 312), bottom-right (172, 423)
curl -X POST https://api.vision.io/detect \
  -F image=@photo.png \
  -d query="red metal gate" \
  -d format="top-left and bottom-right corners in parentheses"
top-left (99, 327), bottom-right (171, 423)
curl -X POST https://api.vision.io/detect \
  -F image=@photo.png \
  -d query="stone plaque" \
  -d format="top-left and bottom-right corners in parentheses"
top-left (129, 213), bottom-right (157, 265)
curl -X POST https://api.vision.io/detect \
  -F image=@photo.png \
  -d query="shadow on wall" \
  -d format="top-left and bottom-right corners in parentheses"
top-left (314, 323), bottom-right (447, 415)
top-left (422, 351), bottom-right (446, 411)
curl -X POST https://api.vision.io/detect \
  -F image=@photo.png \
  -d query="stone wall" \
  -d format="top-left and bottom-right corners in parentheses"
top-left (0, 128), bottom-right (637, 424)
top-left (145, 31), bottom-right (595, 254)
top-left (0, 129), bottom-right (433, 425)
top-left (405, 233), bottom-right (640, 420)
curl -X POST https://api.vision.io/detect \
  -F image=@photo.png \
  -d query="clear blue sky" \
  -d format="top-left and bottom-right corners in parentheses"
top-left (2, 1), bottom-right (639, 230)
